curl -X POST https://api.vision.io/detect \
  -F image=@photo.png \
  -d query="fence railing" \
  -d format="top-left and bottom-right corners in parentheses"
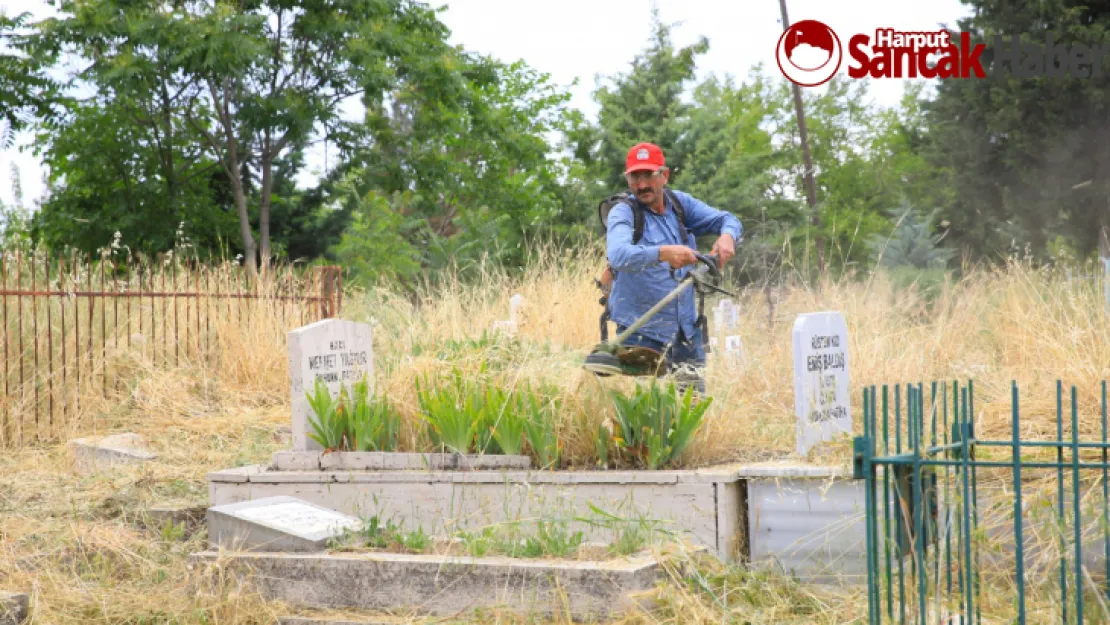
top-left (854, 379), bottom-right (1110, 624)
top-left (0, 250), bottom-right (342, 447)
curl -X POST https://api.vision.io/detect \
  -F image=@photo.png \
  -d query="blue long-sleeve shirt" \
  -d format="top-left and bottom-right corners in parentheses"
top-left (606, 190), bottom-right (743, 344)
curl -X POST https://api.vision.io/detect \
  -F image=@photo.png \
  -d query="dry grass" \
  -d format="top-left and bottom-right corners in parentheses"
top-left (346, 248), bottom-right (1110, 469)
top-left (4, 247), bottom-right (1110, 622)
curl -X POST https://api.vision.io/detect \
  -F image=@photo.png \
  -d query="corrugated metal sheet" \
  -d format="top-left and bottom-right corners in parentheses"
top-left (747, 477), bottom-right (868, 583)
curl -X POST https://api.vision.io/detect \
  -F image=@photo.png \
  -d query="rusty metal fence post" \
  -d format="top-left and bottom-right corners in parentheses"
top-left (316, 266), bottom-right (342, 319)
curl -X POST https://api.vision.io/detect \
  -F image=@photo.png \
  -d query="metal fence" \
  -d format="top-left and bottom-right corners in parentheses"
top-left (0, 250), bottom-right (342, 447)
top-left (854, 379), bottom-right (1110, 624)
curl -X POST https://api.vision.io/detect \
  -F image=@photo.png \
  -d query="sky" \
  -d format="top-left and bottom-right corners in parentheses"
top-left (0, 0), bottom-right (974, 209)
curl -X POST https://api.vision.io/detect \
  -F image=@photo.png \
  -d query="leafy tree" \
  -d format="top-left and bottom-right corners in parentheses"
top-left (23, 0), bottom-right (460, 273)
top-left (30, 97), bottom-right (238, 256)
top-left (868, 203), bottom-right (956, 269)
top-left (759, 75), bottom-right (948, 274)
top-left (329, 52), bottom-right (576, 285)
top-left (585, 11), bottom-right (708, 189)
top-left (0, 12), bottom-right (55, 147)
top-left (923, 0), bottom-right (1110, 262)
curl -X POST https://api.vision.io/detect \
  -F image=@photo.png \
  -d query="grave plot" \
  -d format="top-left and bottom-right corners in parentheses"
top-left (204, 311), bottom-right (870, 590)
top-left (192, 495), bottom-right (669, 620)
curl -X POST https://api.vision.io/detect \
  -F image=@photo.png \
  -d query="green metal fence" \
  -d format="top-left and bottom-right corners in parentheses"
top-left (853, 380), bottom-right (1110, 624)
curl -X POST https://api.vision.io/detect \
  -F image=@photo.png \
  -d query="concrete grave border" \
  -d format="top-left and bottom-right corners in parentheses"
top-left (190, 548), bottom-right (660, 621)
top-left (208, 459), bottom-right (870, 581)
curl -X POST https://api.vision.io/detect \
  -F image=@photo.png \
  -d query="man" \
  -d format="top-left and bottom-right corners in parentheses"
top-left (601, 142), bottom-right (742, 395)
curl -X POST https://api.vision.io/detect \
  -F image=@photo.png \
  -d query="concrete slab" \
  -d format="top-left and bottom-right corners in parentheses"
top-left (0, 592), bottom-right (28, 625)
top-left (207, 496), bottom-right (362, 552)
top-left (69, 433), bottom-right (158, 474)
top-left (207, 465), bottom-right (264, 483)
top-left (191, 549), bottom-right (659, 621)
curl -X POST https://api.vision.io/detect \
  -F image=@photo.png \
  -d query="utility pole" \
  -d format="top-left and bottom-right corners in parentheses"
top-left (778, 0), bottom-right (824, 277)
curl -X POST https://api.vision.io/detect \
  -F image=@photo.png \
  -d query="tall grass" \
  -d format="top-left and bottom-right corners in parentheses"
top-left (0, 248), bottom-right (334, 448)
top-left (347, 246), bottom-right (1110, 467)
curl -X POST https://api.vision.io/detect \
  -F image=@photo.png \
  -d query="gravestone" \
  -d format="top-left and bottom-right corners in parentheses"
top-left (713, 299), bottom-right (739, 332)
top-left (288, 318), bottom-right (373, 451)
top-left (792, 311), bottom-right (851, 456)
top-left (724, 335), bottom-right (744, 367)
top-left (207, 496), bottom-right (362, 552)
top-left (712, 299), bottom-right (742, 367)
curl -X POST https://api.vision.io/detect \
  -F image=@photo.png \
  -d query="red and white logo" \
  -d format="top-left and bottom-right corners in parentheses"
top-left (775, 21), bottom-right (989, 85)
top-left (776, 20), bottom-right (843, 87)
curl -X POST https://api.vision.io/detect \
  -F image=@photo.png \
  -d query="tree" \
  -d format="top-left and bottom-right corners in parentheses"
top-left (0, 12), bottom-right (55, 148)
top-left (923, 0), bottom-right (1110, 262)
top-left (30, 95), bottom-right (238, 256)
top-left (586, 11), bottom-right (708, 189)
top-left (757, 75), bottom-right (948, 274)
top-left (24, 0), bottom-right (460, 273)
top-left (180, 0), bottom-right (462, 273)
top-left (868, 203), bottom-right (956, 270)
top-left (328, 52), bottom-right (576, 286)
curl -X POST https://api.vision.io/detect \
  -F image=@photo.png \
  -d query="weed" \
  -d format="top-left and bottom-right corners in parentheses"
top-left (345, 376), bottom-right (401, 452)
top-left (609, 381), bottom-right (712, 469)
top-left (416, 370), bottom-right (481, 454)
top-left (305, 377), bottom-right (348, 451)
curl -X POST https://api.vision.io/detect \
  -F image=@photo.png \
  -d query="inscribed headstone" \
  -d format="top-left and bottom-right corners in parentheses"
top-left (792, 312), bottom-right (851, 456)
top-left (207, 496), bottom-right (361, 552)
top-left (288, 318), bottom-right (373, 451)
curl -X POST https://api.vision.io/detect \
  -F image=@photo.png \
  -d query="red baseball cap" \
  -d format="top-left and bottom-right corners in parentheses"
top-left (624, 142), bottom-right (665, 174)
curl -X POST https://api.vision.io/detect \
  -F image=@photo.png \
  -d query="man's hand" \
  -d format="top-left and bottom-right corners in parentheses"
top-left (711, 233), bottom-right (736, 269)
top-left (659, 245), bottom-right (698, 269)
top-left (598, 266), bottom-right (613, 294)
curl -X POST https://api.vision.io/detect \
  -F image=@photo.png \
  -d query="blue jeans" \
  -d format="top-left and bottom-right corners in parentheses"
top-left (615, 324), bottom-right (707, 396)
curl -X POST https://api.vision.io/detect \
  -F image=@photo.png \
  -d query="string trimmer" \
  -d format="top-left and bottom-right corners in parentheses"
top-left (583, 252), bottom-right (736, 377)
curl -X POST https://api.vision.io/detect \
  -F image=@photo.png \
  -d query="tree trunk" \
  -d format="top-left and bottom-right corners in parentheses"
top-left (259, 155), bottom-right (273, 276)
top-left (231, 173), bottom-right (258, 278)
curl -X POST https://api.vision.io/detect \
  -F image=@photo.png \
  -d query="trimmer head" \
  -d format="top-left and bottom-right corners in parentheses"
top-left (583, 345), bottom-right (668, 377)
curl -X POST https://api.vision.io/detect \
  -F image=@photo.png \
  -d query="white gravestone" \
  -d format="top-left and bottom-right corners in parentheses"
top-left (713, 299), bottom-right (743, 367)
top-left (207, 496), bottom-right (362, 552)
top-left (713, 299), bottom-right (739, 332)
top-left (288, 318), bottom-right (374, 451)
top-left (792, 312), bottom-right (851, 456)
top-left (725, 335), bottom-right (744, 367)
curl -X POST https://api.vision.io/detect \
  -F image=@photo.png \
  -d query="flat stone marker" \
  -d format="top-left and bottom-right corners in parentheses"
top-left (207, 496), bottom-right (362, 552)
top-left (288, 319), bottom-right (373, 451)
top-left (69, 432), bottom-right (157, 474)
top-left (0, 591), bottom-right (28, 625)
top-left (792, 311), bottom-right (851, 456)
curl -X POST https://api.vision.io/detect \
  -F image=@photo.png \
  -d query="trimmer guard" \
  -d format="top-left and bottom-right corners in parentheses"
top-left (583, 346), bottom-right (668, 377)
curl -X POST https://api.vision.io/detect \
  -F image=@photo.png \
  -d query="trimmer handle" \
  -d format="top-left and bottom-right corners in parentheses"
top-left (671, 253), bottom-right (720, 281)
top-left (695, 253), bottom-right (720, 277)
